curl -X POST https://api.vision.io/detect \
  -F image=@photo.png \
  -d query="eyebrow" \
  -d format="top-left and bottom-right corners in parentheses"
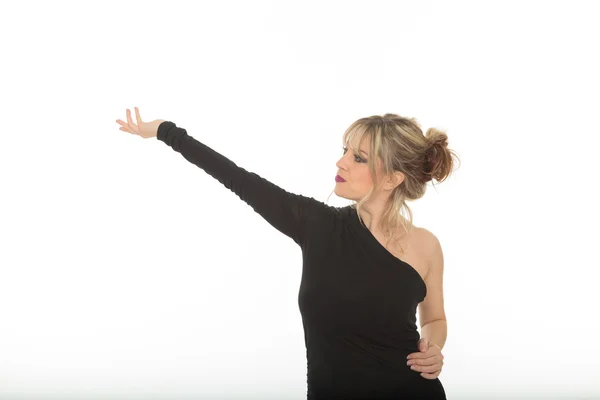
top-left (345, 140), bottom-right (369, 156)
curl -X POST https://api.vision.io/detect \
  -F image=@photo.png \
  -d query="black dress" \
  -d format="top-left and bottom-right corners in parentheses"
top-left (157, 121), bottom-right (447, 399)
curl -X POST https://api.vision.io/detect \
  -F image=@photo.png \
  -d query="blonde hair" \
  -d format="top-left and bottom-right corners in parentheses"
top-left (327, 114), bottom-right (460, 254)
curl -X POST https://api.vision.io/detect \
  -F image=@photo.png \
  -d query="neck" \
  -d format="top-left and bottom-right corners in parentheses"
top-left (355, 203), bottom-right (410, 238)
top-left (356, 202), bottom-right (385, 232)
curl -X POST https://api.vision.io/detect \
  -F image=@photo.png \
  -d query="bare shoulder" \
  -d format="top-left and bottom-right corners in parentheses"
top-left (419, 227), bottom-right (441, 251)
top-left (407, 224), bottom-right (439, 252)
top-left (411, 226), bottom-right (443, 279)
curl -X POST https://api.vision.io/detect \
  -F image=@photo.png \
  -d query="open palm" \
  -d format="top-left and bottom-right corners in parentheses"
top-left (116, 107), bottom-right (165, 139)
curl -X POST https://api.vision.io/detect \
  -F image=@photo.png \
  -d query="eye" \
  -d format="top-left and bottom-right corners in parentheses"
top-left (342, 146), bottom-right (365, 163)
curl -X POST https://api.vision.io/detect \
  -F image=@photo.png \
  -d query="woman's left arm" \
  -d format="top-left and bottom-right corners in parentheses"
top-left (421, 320), bottom-right (447, 350)
top-left (406, 232), bottom-right (447, 379)
top-left (418, 231), bottom-right (447, 348)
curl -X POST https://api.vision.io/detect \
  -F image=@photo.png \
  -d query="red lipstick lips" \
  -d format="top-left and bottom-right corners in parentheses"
top-left (335, 175), bottom-right (346, 182)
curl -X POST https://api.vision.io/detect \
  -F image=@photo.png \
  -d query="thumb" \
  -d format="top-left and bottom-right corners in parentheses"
top-left (420, 339), bottom-right (429, 352)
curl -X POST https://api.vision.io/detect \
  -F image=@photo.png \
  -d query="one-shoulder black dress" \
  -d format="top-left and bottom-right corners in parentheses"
top-left (157, 121), bottom-right (447, 399)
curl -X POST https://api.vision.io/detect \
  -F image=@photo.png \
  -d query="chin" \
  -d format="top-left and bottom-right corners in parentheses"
top-left (334, 188), bottom-right (353, 201)
top-left (333, 187), bottom-right (345, 197)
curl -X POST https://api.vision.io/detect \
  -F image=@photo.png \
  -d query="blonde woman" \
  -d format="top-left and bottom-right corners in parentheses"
top-left (117, 107), bottom-right (459, 399)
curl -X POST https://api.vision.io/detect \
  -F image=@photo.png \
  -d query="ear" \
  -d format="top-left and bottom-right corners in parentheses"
top-left (384, 171), bottom-right (404, 191)
top-left (394, 171), bottom-right (405, 186)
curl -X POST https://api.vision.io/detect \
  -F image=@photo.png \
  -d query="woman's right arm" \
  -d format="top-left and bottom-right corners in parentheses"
top-left (156, 121), bottom-right (337, 247)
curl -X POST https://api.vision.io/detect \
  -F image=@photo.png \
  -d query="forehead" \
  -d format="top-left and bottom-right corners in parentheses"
top-left (345, 127), bottom-right (369, 150)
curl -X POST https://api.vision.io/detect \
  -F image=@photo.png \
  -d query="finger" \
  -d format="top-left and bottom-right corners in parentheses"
top-left (134, 107), bottom-right (143, 125)
top-left (407, 351), bottom-right (434, 360)
top-left (411, 345), bottom-right (438, 358)
top-left (408, 355), bottom-right (438, 366)
top-left (410, 363), bottom-right (440, 373)
top-left (116, 120), bottom-right (134, 134)
top-left (415, 347), bottom-right (439, 359)
top-left (126, 109), bottom-right (138, 133)
top-left (410, 362), bottom-right (437, 372)
top-left (420, 371), bottom-right (440, 380)
top-left (119, 127), bottom-right (134, 134)
top-left (407, 352), bottom-right (425, 359)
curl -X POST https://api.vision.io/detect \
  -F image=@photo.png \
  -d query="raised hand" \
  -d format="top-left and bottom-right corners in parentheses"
top-left (116, 107), bottom-right (165, 139)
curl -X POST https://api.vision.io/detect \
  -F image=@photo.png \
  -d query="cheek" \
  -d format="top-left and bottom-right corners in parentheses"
top-left (359, 172), bottom-right (373, 186)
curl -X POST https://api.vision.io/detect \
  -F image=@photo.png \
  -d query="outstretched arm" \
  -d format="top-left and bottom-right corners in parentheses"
top-left (156, 121), bottom-right (336, 247)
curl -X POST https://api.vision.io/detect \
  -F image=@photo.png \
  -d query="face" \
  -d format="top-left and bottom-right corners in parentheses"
top-left (334, 135), bottom-right (375, 201)
top-left (335, 132), bottom-right (405, 203)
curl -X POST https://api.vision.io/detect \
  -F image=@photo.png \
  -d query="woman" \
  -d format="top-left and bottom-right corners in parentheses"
top-left (117, 107), bottom-right (459, 399)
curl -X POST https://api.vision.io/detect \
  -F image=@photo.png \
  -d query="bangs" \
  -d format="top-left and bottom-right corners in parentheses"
top-left (343, 124), bottom-right (372, 155)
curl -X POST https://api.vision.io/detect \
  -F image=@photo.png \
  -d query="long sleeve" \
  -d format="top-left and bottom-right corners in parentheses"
top-left (156, 121), bottom-right (336, 247)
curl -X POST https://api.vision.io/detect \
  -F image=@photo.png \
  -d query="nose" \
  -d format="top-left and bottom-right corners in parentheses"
top-left (336, 149), bottom-right (353, 172)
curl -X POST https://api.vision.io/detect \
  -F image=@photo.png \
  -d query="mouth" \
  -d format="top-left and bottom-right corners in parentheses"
top-left (335, 175), bottom-right (346, 182)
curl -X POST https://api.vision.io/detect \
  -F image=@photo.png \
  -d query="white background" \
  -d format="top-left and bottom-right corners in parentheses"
top-left (1, 0), bottom-right (598, 399)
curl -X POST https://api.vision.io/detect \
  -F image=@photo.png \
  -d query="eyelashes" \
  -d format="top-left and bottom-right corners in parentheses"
top-left (342, 146), bottom-right (366, 163)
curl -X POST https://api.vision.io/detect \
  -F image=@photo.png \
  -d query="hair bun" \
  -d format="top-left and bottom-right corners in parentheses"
top-left (427, 130), bottom-right (448, 149)
top-left (423, 128), bottom-right (449, 182)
